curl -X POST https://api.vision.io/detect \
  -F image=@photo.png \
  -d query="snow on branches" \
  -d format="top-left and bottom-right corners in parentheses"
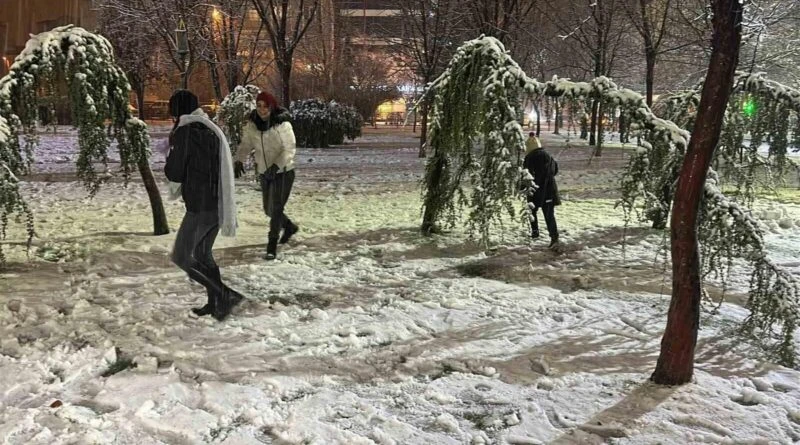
top-left (216, 84), bottom-right (261, 152)
top-left (424, 35), bottom-right (799, 364)
top-left (421, 35), bottom-right (529, 239)
top-left (0, 25), bottom-right (150, 264)
top-left (422, 35), bottom-right (688, 240)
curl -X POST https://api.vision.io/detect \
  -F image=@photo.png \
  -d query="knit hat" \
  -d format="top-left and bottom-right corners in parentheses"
top-left (256, 91), bottom-right (280, 110)
top-left (169, 89), bottom-right (199, 117)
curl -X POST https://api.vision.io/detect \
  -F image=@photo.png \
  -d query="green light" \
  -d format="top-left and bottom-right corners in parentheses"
top-left (742, 97), bottom-right (757, 117)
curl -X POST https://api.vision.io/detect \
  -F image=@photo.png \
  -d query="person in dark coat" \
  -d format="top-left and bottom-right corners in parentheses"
top-left (165, 89), bottom-right (244, 320)
top-left (523, 133), bottom-right (561, 248)
top-left (233, 91), bottom-right (298, 260)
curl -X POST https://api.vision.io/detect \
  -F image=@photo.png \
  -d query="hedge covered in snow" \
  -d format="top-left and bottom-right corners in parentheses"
top-left (290, 99), bottom-right (363, 148)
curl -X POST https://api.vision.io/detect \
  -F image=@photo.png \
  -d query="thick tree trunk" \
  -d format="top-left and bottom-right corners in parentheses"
top-left (535, 102), bottom-right (541, 137)
top-left (645, 49), bottom-right (656, 107)
top-left (651, 0), bottom-right (742, 386)
top-left (421, 154), bottom-right (445, 234)
top-left (280, 61), bottom-right (292, 108)
top-left (137, 159), bottom-right (170, 236)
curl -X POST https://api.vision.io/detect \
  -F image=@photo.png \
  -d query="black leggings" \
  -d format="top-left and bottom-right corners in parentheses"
top-left (261, 169), bottom-right (296, 240)
top-left (530, 202), bottom-right (559, 240)
top-left (171, 211), bottom-right (226, 298)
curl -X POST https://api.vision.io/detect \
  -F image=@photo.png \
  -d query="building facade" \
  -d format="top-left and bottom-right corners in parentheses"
top-left (0, 0), bottom-right (97, 76)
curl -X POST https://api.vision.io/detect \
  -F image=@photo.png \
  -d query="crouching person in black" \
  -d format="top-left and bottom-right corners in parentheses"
top-left (165, 89), bottom-right (244, 320)
top-left (523, 133), bottom-right (561, 249)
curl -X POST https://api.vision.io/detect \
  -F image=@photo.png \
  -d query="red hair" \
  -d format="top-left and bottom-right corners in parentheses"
top-left (256, 91), bottom-right (280, 110)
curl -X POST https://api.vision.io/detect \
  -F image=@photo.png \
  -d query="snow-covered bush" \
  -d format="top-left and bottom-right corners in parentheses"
top-left (215, 85), bottom-right (260, 152)
top-left (327, 101), bottom-right (363, 145)
top-left (217, 90), bottom-right (363, 149)
top-left (290, 99), bottom-right (362, 148)
top-left (0, 25), bottom-right (154, 264)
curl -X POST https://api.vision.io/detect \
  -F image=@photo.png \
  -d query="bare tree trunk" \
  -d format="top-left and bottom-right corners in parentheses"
top-left (645, 48), bottom-right (656, 107)
top-left (137, 159), bottom-right (170, 235)
top-left (132, 80), bottom-right (146, 121)
top-left (210, 61), bottom-right (224, 102)
top-left (589, 99), bottom-right (599, 146)
top-left (131, 78), bottom-right (168, 235)
top-left (554, 100), bottom-right (560, 135)
top-left (419, 100), bottom-right (429, 158)
top-left (651, 0), bottom-right (742, 386)
top-left (535, 102), bottom-right (541, 137)
top-left (421, 154), bottom-right (445, 233)
top-left (594, 103), bottom-right (604, 157)
top-left (280, 61), bottom-right (292, 108)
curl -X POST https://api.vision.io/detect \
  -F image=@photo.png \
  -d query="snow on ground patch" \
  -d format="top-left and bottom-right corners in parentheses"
top-left (2, 129), bottom-right (800, 444)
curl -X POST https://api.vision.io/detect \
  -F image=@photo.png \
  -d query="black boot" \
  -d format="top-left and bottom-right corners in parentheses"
top-left (191, 290), bottom-right (216, 316)
top-left (264, 237), bottom-right (278, 260)
top-left (213, 287), bottom-right (245, 321)
top-left (279, 223), bottom-right (298, 244)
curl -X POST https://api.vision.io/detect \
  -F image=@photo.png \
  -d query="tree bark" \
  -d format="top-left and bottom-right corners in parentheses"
top-left (651, 0), bottom-right (742, 386)
top-left (594, 102), bottom-right (604, 157)
top-left (589, 99), bottom-right (599, 146)
top-left (419, 100), bottom-right (429, 158)
top-left (137, 159), bottom-right (170, 236)
top-left (645, 48), bottom-right (656, 107)
top-left (280, 61), bottom-right (292, 108)
top-left (421, 154), bottom-right (445, 234)
top-left (133, 80), bottom-right (146, 121)
top-left (554, 100), bottom-right (560, 135)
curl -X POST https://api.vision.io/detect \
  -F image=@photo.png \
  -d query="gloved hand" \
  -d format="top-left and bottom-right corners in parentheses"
top-left (263, 164), bottom-right (280, 181)
top-left (234, 161), bottom-right (246, 178)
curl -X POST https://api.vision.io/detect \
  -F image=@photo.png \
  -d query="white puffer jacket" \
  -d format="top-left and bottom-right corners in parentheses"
top-left (235, 113), bottom-right (296, 174)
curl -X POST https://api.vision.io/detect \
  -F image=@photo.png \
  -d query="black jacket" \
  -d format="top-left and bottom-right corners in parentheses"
top-left (165, 122), bottom-right (220, 212)
top-left (523, 148), bottom-right (560, 207)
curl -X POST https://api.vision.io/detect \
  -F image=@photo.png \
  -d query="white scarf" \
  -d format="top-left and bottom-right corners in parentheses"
top-left (171, 108), bottom-right (238, 237)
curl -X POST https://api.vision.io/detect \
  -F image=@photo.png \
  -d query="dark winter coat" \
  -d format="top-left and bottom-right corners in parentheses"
top-left (165, 122), bottom-right (221, 212)
top-left (523, 148), bottom-right (561, 207)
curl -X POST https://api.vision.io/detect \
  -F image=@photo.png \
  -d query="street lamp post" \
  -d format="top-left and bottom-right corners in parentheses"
top-left (175, 18), bottom-right (189, 89)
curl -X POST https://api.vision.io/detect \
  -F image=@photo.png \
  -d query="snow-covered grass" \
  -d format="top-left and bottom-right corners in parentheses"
top-left (2, 128), bottom-right (800, 444)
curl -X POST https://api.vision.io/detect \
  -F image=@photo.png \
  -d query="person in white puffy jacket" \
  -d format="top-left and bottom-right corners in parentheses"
top-left (234, 91), bottom-right (298, 260)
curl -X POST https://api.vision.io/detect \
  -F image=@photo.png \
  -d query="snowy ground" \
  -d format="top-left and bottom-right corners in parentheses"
top-left (2, 127), bottom-right (800, 444)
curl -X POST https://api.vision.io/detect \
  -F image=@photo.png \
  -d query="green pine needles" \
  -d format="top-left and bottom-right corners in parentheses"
top-left (425, 36), bottom-right (799, 365)
top-left (216, 84), bottom-right (261, 152)
top-left (0, 25), bottom-right (150, 265)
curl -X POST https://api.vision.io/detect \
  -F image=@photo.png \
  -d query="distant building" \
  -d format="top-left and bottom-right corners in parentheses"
top-left (337, 0), bottom-right (404, 47)
top-left (0, 0), bottom-right (97, 76)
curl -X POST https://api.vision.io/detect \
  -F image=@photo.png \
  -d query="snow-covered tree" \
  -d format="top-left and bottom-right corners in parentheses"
top-left (624, 70), bottom-right (800, 370)
top-left (0, 25), bottom-right (167, 265)
top-left (423, 34), bottom-right (800, 371)
top-left (216, 84), bottom-right (261, 151)
top-left (421, 36), bottom-right (687, 239)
